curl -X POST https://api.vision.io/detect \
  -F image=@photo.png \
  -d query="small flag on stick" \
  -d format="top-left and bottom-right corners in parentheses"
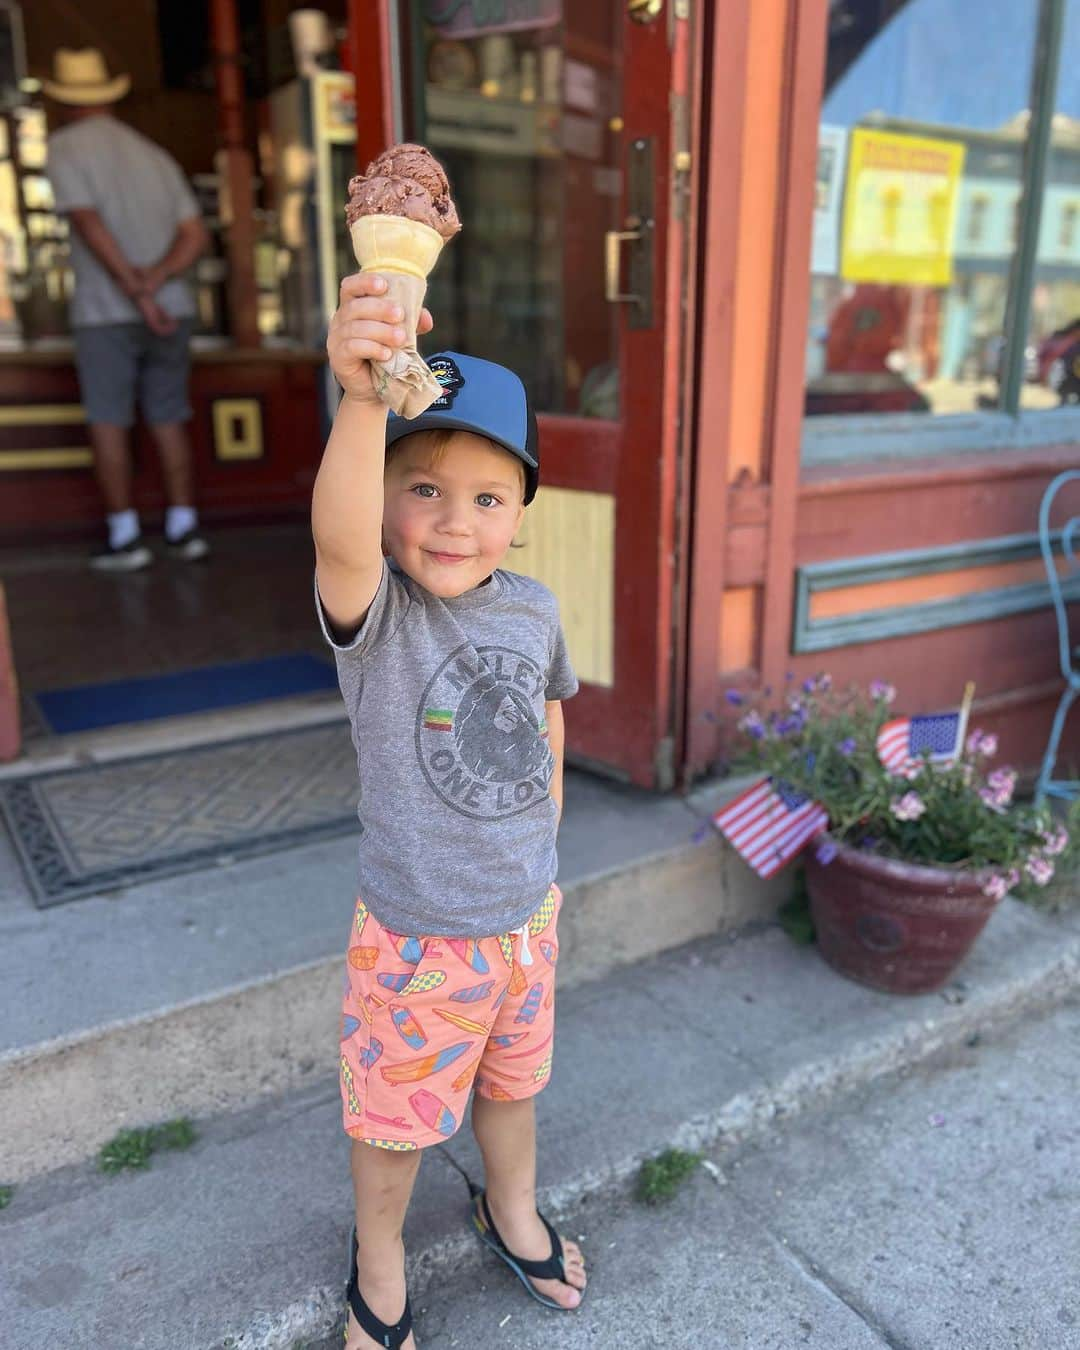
top-left (876, 710), bottom-right (964, 775)
top-left (712, 778), bottom-right (829, 879)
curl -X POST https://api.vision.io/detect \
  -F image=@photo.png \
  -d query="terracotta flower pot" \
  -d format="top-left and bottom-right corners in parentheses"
top-left (803, 839), bottom-right (1001, 995)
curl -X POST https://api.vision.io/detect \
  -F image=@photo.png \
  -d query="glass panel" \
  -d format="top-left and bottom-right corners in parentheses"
top-left (805, 0), bottom-right (1036, 423)
top-left (1020, 0), bottom-right (1080, 409)
top-left (410, 1), bottom-right (622, 416)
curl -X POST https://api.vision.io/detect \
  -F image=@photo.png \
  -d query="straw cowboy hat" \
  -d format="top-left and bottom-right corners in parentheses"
top-left (42, 49), bottom-right (131, 105)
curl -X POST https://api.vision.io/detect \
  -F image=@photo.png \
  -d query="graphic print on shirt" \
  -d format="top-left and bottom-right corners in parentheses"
top-left (416, 642), bottom-right (554, 819)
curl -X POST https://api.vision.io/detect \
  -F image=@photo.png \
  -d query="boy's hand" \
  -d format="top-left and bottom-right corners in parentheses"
top-left (327, 273), bottom-right (434, 405)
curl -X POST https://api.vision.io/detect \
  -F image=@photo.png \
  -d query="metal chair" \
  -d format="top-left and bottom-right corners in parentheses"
top-left (1036, 469), bottom-right (1080, 805)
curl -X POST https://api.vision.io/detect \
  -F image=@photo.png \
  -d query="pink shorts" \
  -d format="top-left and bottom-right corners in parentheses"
top-left (340, 884), bottom-right (562, 1150)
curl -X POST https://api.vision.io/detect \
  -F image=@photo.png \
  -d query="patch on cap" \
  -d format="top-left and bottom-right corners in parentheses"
top-left (428, 356), bottom-right (465, 409)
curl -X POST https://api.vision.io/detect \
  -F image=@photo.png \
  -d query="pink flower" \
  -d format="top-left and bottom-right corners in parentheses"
top-left (965, 729), bottom-right (998, 758)
top-left (987, 767), bottom-right (1016, 798)
top-left (1041, 826), bottom-right (1069, 857)
top-left (1025, 855), bottom-right (1054, 886)
top-left (978, 767), bottom-right (1016, 813)
top-left (890, 791), bottom-right (926, 821)
top-left (870, 680), bottom-right (896, 704)
top-left (1005, 868), bottom-right (1021, 889)
top-left (982, 874), bottom-right (1009, 901)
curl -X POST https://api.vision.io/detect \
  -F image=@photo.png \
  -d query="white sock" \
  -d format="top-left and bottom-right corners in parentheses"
top-left (107, 509), bottom-right (140, 550)
top-left (165, 505), bottom-right (198, 542)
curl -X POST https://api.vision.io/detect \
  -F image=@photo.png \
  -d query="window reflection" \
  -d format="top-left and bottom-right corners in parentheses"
top-left (806, 0), bottom-right (1036, 419)
top-left (412, 1), bottom-right (622, 416)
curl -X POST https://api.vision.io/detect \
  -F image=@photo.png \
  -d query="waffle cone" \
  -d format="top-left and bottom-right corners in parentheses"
top-left (350, 215), bottom-right (446, 280)
top-left (348, 215), bottom-right (447, 417)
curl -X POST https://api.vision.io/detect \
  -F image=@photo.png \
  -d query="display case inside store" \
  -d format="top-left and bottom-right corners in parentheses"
top-left (0, 99), bottom-right (70, 346)
top-left (269, 69), bottom-right (356, 350)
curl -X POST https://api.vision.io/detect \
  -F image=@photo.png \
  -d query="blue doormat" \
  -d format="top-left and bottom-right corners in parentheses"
top-left (34, 653), bottom-right (339, 734)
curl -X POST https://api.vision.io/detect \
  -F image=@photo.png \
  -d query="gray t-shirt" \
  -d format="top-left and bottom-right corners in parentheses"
top-left (47, 115), bottom-right (200, 327)
top-left (317, 562), bottom-right (579, 938)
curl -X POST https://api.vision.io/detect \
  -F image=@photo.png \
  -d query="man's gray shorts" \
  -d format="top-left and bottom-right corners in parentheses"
top-left (73, 320), bottom-right (195, 427)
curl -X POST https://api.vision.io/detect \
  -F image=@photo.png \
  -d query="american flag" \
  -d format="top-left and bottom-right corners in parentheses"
top-left (712, 778), bottom-right (829, 879)
top-left (876, 712), bottom-right (963, 775)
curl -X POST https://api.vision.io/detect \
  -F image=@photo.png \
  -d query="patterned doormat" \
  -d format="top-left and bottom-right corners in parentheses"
top-left (0, 724), bottom-right (359, 908)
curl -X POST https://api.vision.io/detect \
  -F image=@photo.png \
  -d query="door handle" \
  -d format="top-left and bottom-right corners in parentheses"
top-left (605, 228), bottom-right (642, 304)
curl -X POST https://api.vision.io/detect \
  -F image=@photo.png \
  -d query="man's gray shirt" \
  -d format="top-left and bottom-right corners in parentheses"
top-left (317, 563), bottom-right (579, 939)
top-left (47, 115), bottom-right (200, 327)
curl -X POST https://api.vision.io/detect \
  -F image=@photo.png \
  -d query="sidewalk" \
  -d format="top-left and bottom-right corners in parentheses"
top-left (374, 992), bottom-right (1080, 1350)
top-left (3, 893), bottom-right (1077, 1350)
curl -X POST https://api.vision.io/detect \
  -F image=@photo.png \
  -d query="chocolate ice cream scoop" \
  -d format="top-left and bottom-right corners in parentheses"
top-left (347, 144), bottom-right (461, 240)
top-left (365, 143), bottom-right (450, 202)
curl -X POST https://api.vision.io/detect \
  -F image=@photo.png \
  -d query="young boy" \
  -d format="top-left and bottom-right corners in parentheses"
top-left (315, 273), bottom-right (587, 1350)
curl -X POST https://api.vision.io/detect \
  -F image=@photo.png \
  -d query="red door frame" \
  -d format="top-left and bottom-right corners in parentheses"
top-left (348, 1), bottom-right (690, 788)
top-left (682, 0), bottom-right (830, 780)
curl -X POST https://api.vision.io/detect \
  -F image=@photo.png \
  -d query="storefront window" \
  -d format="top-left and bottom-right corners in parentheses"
top-left (1020, 0), bottom-right (1080, 409)
top-left (805, 0), bottom-right (1039, 427)
top-left (408, 1), bottom-right (622, 416)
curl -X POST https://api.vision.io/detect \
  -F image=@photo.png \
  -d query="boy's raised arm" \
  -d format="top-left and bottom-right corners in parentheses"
top-left (313, 273), bottom-right (426, 634)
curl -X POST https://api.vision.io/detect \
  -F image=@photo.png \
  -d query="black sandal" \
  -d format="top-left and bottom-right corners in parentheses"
top-left (470, 1190), bottom-right (584, 1311)
top-left (345, 1226), bottom-right (413, 1349)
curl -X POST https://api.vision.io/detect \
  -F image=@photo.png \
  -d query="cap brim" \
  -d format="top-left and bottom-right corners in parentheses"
top-left (386, 409), bottom-right (538, 470)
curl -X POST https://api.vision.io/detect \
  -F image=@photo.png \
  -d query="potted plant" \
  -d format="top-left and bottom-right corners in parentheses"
top-left (724, 676), bottom-right (1068, 994)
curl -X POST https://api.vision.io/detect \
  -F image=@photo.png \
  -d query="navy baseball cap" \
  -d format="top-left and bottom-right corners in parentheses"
top-left (385, 352), bottom-right (539, 504)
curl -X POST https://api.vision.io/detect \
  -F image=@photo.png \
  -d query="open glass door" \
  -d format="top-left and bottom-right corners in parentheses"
top-left (405, 0), bottom-right (678, 785)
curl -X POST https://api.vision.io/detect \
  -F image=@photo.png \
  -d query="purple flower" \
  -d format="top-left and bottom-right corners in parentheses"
top-left (817, 672), bottom-right (833, 692)
top-left (869, 680), bottom-right (896, 705)
top-left (1025, 855), bottom-right (1054, 886)
top-left (814, 837), bottom-right (838, 865)
top-left (802, 677), bottom-right (816, 694)
top-left (982, 874), bottom-right (1009, 902)
top-left (839, 737), bottom-right (857, 757)
top-left (739, 711), bottom-right (766, 740)
top-left (804, 750), bottom-right (817, 772)
top-left (725, 689), bottom-right (744, 706)
top-left (890, 791), bottom-right (926, 822)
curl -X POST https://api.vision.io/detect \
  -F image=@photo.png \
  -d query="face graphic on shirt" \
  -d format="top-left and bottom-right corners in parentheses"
top-left (416, 645), bottom-right (553, 819)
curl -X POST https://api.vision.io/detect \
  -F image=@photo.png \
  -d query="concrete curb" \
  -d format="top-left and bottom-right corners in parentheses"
top-left (0, 834), bottom-right (785, 1181)
top-left (224, 927), bottom-right (1080, 1350)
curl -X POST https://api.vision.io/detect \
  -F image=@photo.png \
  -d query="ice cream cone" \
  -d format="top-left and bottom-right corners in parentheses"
top-left (350, 216), bottom-right (446, 418)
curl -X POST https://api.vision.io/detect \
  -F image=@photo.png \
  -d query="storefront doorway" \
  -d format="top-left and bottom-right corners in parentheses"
top-left (2, 0), bottom-right (691, 790)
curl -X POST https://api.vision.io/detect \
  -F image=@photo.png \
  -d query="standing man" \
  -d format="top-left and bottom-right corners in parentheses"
top-left (44, 48), bottom-right (211, 570)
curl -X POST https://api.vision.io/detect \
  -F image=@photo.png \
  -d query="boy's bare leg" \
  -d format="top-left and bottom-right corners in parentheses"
top-left (346, 1141), bottom-right (422, 1350)
top-left (471, 1094), bottom-right (587, 1308)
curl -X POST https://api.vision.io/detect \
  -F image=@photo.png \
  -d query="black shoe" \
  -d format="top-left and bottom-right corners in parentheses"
top-left (90, 536), bottom-right (153, 572)
top-left (166, 528), bottom-right (210, 561)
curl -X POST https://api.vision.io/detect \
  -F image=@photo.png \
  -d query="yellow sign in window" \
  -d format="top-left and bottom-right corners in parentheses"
top-left (841, 128), bottom-right (966, 287)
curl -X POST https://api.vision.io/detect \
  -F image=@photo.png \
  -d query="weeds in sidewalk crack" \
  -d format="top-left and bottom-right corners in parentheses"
top-left (636, 1147), bottom-right (702, 1205)
top-left (98, 1117), bottom-right (197, 1174)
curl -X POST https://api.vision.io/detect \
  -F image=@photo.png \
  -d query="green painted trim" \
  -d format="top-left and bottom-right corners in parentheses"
top-left (804, 530), bottom-right (1061, 591)
top-left (792, 530), bottom-right (1071, 653)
